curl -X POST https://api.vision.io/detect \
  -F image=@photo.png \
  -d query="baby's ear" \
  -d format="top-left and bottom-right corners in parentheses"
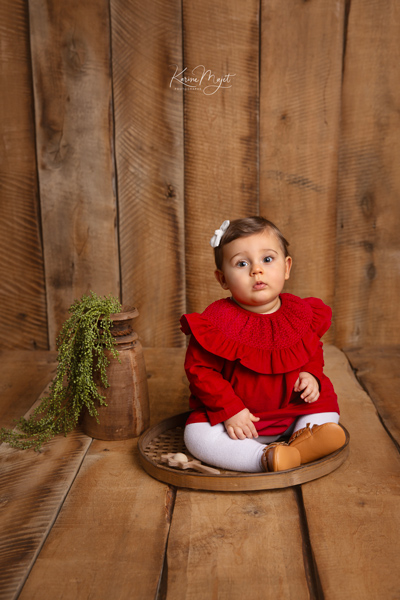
top-left (285, 256), bottom-right (292, 280)
top-left (215, 269), bottom-right (229, 290)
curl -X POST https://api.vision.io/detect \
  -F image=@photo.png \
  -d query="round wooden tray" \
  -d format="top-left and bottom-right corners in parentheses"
top-left (138, 412), bottom-right (350, 491)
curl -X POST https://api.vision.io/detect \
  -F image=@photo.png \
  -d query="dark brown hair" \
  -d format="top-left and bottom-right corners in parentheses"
top-left (214, 216), bottom-right (290, 270)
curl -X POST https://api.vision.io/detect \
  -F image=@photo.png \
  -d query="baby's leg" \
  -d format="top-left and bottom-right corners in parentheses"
top-left (293, 411), bottom-right (340, 434)
top-left (184, 422), bottom-right (267, 472)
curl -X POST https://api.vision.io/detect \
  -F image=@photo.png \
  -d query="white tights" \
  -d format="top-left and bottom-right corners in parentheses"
top-left (184, 413), bottom-right (340, 473)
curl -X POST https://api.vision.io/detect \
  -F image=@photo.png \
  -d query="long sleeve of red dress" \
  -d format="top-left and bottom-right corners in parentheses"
top-left (184, 336), bottom-right (246, 425)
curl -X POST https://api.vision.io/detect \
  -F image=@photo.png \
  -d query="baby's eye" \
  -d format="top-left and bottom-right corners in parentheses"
top-left (236, 260), bottom-right (248, 268)
top-left (263, 256), bottom-right (273, 263)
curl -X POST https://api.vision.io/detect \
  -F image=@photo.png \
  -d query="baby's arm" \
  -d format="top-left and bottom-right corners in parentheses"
top-left (224, 408), bottom-right (260, 440)
top-left (184, 336), bottom-right (247, 424)
top-left (294, 372), bottom-right (320, 403)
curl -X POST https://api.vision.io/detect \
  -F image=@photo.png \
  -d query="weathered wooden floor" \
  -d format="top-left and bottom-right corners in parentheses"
top-left (0, 346), bottom-right (399, 600)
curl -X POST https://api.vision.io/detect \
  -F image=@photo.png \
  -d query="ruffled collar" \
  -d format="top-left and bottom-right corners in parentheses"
top-left (180, 294), bottom-right (331, 374)
top-left (201, 294), bottom-right (313, 350)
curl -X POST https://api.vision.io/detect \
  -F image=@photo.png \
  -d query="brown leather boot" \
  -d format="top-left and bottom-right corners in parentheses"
top-left (289, 423), bottom-right (346, 464)
top-left (261, 442), bottom-right (301, 472)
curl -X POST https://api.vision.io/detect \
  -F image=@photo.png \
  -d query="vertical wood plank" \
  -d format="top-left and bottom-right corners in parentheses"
top-left (0, 0), bottom-right (48, 350)
top-left (165, 488), bottom-right (310, 599)
top-left (183, 0), bottom-right (259, 313)
top-left (345, 346), bottom-right (400, 446)
top-left (302, 345), bottom-right (400, 598)
top-left (19, 440), bottom-right (171, 600)
top-left (259, 0), bottom-right (345, 337)
top-left (29, 0), bottom-right (120, 348)
top-left (335, 0), bottom-right (400, 348)
top-left (0, 425), bottom-right (92, 599)
top-left (111, 0), bottom-right (185, 347)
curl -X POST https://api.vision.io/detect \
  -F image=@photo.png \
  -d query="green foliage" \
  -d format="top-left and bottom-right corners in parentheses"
top-left (0, 292), bottom-right (121, 451)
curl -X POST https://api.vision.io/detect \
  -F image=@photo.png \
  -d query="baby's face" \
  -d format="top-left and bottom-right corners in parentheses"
top-left (215, 231), bottom-right (292, 314)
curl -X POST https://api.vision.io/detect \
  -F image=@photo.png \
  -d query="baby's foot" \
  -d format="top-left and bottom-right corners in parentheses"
top-left (261, 442), bottom-right (301, 472)
top-left (289, 423), bottom-right (345, 464)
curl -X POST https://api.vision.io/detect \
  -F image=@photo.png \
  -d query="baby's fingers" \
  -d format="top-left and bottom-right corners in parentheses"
top-left (302, 385), bottom-right (320, 403)
top-left (227, 423), bottom-right (248, 440)
top-left (293, 377), bottom-right (301, 392)
top-left (232, 426), bottom-right (247, 440)
top-left (304, 392), bottom-right (320, 403)
top-left (246, 421), bottom-right (259, 439)
top-left (226, 425), bottom-right (239, 440)
top-left (301, 388), bottom-right (313, 401)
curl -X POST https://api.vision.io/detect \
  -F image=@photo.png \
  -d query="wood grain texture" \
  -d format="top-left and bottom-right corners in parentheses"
top-left (111, 0), bottom-right (185, 347)
top-left (259, 0), bottom-right (345, 339)
top-left (335, 0), bottom-right (400, 348)
top-left (19, 439), bottom-right (171, 600)
top-left (183, 0), bottom-right (259, 313)
top-left (345, 346), bottom-right (400, 446)
top-left (0, 429), bottom-right (91, 600)
top-left (0, 0), bottom-right (48, 351)
top-left (0, 350), bottom-right (57, 429)
top-left (165, 488), bottom-right (310, 599)
top-left (19, 346), bottom-right (186, 599)
top-left (302, 345), bottom-right (400, 599)
top-left (145, 347), bottom-right (189, 426)
top-left (28, 0), bottom-right (120, 348)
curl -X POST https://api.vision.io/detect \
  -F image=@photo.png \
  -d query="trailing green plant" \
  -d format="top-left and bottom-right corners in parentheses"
top-left (0, 291), bottom-right (121, 451)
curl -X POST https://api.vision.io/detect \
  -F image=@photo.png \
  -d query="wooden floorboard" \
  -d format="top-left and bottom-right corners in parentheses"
top-left (302, 346), bottom-right (400, 599)
top-left (164, 488), bottom-right (310, 599)
top-left (18, 439), bottom-right (171, 600)
top-left (144, 347), bottom-right (189, 427)
top-left (0, 429), bottom-right (92, 600)
top-left (0, 350), bottom-right (91, 599)
top-left (0, 350), bottom-right (57, 428)
top-left (17, 348), bottom-right (189, 600)
top-left (345, 346), bottom-right (400, 447)
top-left (1, 347), bottom-right (399, 599)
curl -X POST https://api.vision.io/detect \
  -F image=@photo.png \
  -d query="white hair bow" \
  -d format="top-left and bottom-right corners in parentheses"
top-left (210, 220), bottom-right (230, 248)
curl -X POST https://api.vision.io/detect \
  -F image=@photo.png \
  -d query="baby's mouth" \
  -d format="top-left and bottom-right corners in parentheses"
top-left (253, 281), bottom-right (267, 290)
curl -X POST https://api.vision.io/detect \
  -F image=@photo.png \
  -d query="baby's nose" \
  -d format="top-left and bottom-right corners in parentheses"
top-left (251, 263), bottom-right (263, 275)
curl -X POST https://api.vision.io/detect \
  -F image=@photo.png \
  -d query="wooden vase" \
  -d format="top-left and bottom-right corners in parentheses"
top-left (82, 306), bottom-right (150, 441)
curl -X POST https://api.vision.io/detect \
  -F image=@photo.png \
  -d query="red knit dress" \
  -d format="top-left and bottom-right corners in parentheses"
top-left (180, 293), bottom-right (339, 436)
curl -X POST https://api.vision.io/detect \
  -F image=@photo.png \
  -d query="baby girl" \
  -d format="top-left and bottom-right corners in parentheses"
top-left (180, 216), bottom-right (345, 472)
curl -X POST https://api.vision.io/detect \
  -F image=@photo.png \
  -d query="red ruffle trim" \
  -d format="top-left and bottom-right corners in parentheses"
top-left (180, 294), bottom-right (331, 375)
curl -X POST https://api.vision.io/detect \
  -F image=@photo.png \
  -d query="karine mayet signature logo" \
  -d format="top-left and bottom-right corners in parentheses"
top-left (170, 64), bottom-right (236, 95)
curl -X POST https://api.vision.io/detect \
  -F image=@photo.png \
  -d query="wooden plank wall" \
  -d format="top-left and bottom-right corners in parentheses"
top-left (0, 0), bottom-right (399, 351)
top-left (335, 0), bottom-right (400, 348)
top-left (0, 0), bottom-right (48, 350)
top-left (111, 0), bottom-right (185, 347)
top-left (28, 0), bottom-right (120, 349)
top-left (259, 0), bottom-right (345, 344)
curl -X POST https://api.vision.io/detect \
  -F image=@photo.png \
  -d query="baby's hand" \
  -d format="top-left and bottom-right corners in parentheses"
top-left (224, 408), bottom-right (260, 440)
top-left (294, 372), bottom-right (320, 403)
